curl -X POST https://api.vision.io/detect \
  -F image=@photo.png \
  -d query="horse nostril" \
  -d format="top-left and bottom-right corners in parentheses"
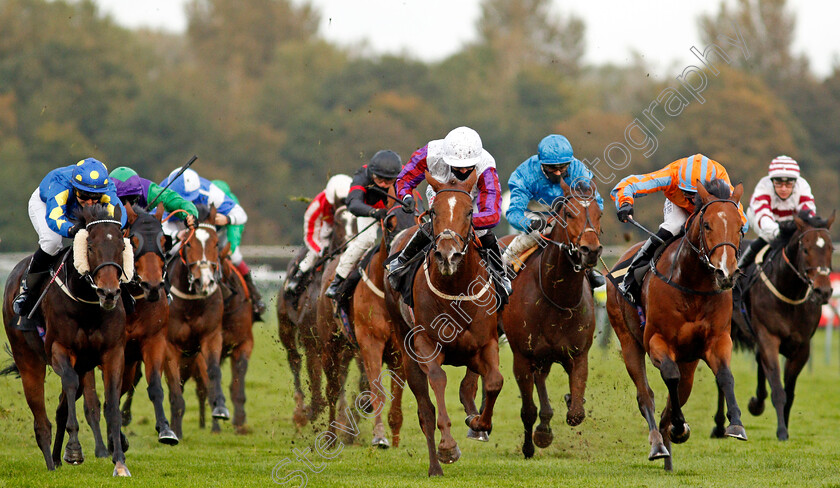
top-left (580, 246), bottom-right (591, 254)
top-left (434, 251), bottom-right (444, 261)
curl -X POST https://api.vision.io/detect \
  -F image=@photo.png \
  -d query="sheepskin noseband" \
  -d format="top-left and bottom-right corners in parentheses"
top-left (73, 229), bottom-right (134, 283)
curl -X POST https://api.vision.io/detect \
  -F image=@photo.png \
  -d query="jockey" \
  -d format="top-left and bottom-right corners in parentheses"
top-left (386, 126), bottom-right (512, 296)
top-left (159, 169), bottom-right (266, 320)
top-left (325, 150), bottom-right (403, 299)
top-left (611, 154), bottom-right (748, 305)
top-left (503, 134), bottom-right (606, 288)
top-left (13, 158), bottom-right (127, 326)
top-left (738, 155), bottom-right (817, 269)
top-left (109, 166), bottom-right (198, 228)
top-left (284, 174), bottom-right (352, 293)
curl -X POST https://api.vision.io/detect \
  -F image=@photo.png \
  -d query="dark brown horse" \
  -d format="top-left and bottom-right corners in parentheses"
top-left (500, 179), bottom-right (603, 458)
top-left (163, 204), bottom-right (228, 439)
top-left (276, 205), bottom-right (355, 427)
top-left (82, 203), bottom-right (179, 456)
top-left (2, 204), bottom-right (132, 475)
top-left (193, 248), bottom-right (255, 434)
top-left (384, 171), bottom-right (504, 476)
top-left (606, 180), bottom-right (747, 471)
top-left (716, 211), bottom-right (835, 441)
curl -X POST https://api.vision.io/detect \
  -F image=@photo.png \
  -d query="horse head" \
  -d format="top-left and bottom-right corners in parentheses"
top-left (181, 204), bottom-right (221, 296)
top-left (73, 204), bottom-right (131, 310)
top-left (550, 178), bottom-right (603, 270)
top-left (426, 169), bottom-right (477, 276)
top-left (331, 205), bottom-right (356, 254)
top-left (384, 188), bottom-right (418, 247)
top-left (790, 210), bottom-right (835, 304)
top-left (125, 203), bottom-right (167, 302)
top-left (692, 179), bottom-right (744, 290)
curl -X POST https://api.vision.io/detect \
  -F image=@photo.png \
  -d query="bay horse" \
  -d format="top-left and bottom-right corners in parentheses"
top-left (606, 180), bottom-right (747, 472)
top-left (81, 203), bottom-right (179, 456)
top-left (499, 179), bottom-right (603, 458)
top-left (383, 170), bottom-right (504, 476)
top-left (716, 210), bottom-right (835, 441)
top-left (163, 204), bottom-right (229, 439)
top-left (276, 204), bottom-right (355, 427)
top-left (193, 246), bottom-right (255, 434)
top-left (2, 204), bottom-right (132, 476)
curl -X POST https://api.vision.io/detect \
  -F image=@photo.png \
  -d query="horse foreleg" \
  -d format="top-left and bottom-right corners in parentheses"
top-left (706, 335), bottom-right (747, 442)
top-left (404, 354), bottom-right (442, 476)
top-left (357, 332), bottom-right (389, 447)
top-left (194, 363), bottom-right (209, 430)
top-left (278, 316), bottom-right (306, 426)
top-left (711, 382), bottom-right (727, 438)
top-left (755, 331), bottom-right (786, 439)
top-left (467, 341), bottom-right (503, 439)
top-left (781, 344), bottom-right (810, 439)
top-left (749, 350), bottom-right (768, 416)
top-left (533, 365), bottom-right (554, 446)
top-left (17, 356), bottom-right (53, 470)
top-left (230, 339), bottom-right (253, 434)
top-left (323, 342), bottom-right (353, 443)
top-left (512, 351), bottom-right (537, 458)
top-left (564, 352), bottom-right (589, 427)
top-left (202, 331), bottom-right (230, 421)
top-left (81, 369), bottom-right (109, 458)
top-left (102, 347), bottom-right (130, 477)
top-left (458, 369), bottom-right (487, 442)
top-left (120, 364), bottom-right (142, 426)
top-left (302, 334), bottom-right (325, 420)
top-left (142, 334), bottom-right (178, 444)
top-left (52, 348), bottom-right (83, 466)
top-left (51, 391), bottom-right (68, 466)
top-left (163, 343), bottom-right (186, 439)
top-left (384, 342), bottom-right (405, 448)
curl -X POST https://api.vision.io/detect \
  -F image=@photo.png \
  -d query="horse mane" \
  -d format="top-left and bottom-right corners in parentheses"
top-left (551, 179), bottom-right (595, 214)
top-left (770, 210), bottom-right (829, 250)
top-left (74, 203), bottom-right (116, 226)
top-left (195, 204), bottom-right (212, 222)
top-left (691, 179), bottom-right (731, 210)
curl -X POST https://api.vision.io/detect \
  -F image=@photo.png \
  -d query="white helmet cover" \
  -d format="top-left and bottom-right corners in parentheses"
top-left (325, 174), bottom-right (352, 205)
top-left (442, 126), bottom-right (484, 168)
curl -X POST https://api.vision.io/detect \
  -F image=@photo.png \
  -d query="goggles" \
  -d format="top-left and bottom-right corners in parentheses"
top-left (771, 177), bottom-right (796, 186)
top-left (542, 164), bottom-right (569, 174)
top-left (75, 189), bottom-right (101, 202)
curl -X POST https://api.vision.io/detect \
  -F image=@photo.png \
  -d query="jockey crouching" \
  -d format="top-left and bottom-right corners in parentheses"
top-left (738, 156), bottom-right (817, 270)
top-left (285, 174), bottom-right (352, 293)
top-left (611, 154), bottom-right (748, 305)
top-left (386, 126), bottom-right (512, 297)
top-left (503, 134), bottom-right (606, 288)
top-left (325, 151), bottom-right (403, 299)
top-left (14, 158), bottom-right (128, 330)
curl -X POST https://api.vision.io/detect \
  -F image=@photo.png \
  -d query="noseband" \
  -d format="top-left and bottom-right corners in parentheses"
top-left (682, 199), bottom-right (742, 271)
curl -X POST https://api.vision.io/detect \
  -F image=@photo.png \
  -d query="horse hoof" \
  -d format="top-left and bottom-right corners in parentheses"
top-left (566, 411), bottom-right (585, 427)
top-left (372, 435), bottom-right (390, 449)
top-left (63, 444), bottom-right (84, 465)
top-left (710, 425), bottom-right (726, 439)
top-left (466, 428), bottom-right (489, 442)
top-left (212, 406), bottom-right (231, 420)
top-left (725, 424), bottom-right (748, 441)
top-left (776, 428), bottom-right (789, 441)
top-left (670, 422), bottom-right (691, 444)
top-left (648, 443), bottom-right (670, 461)
top-left (533, 427), bottom-right (553, 448)
top-left (235, 424), bottom-right (251, 435)
top-left (113, 461), bottom-right (131, 477)
top-left (748, 396), bottom-right (765, 416)
top-left (522, 441), bottom-right (535, 459)
top-left (158, 428), bottom-right (180, 445)
top-left (95, 445), bottom-right (110, 458)
top-left (428, 464), bottom-right (444, 477)
top-left (436, 445), bottom-right (461, 464)
top-left (122, 411), bottom-right (132, 426)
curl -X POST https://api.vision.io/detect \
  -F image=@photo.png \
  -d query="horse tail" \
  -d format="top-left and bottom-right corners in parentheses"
top-left (730, 315), bottom-right (756, 351)
top-left (0, 345), bottom-right (20, 378)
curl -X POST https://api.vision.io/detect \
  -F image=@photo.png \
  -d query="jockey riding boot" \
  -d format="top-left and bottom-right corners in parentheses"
top-left (478, 233), bottom-right (513, 297)
top-left (325, 274), bottom-right (345, 299)
top-left (736, 237), bottom-right (767, 274)
top-left (619, 228), bottom-right (673, 305)
top-left (242, 271), bottom-right (267, 321)
top-left (587, 269), bottom-right (606, 289)
top-left (387, 224), bottom-right (433, 290)
top-left (13, 248), bottom-right (54, 330)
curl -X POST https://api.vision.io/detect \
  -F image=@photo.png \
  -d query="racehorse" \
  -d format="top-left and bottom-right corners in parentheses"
top-left (81, 203), bottom-right (179, 456)
top-left (717, 210), bottom-right (835, 441)
top-left (384, 170), bottom-right (504, 476)
top-left (500, 179), bottom-right (603, 458)
top-left (2, 204), bottom-right (132, 476)
top-left (606, 180), bottom-right (747, 472)
top-left (163, 204), bottom-right (229, 439)
top-left (192, 246), bottom-right (255, 434)
top-left (276, 204), bottom-right (355, 427)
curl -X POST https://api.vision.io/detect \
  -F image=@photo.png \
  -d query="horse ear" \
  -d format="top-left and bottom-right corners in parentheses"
top-left (221, 241), bottom-right (231, 258)
top-left (125, 203), bottom-right (137, 225)
top-left (113, 204), bottom-right (123, 223)
top-left (794, 214), bottom-right (808, 232)
top-left (732, 183), bottom-right (744, 203)
top-left (426, 170), bottom-right (443, 193)
top-left (827, 210), bottom-right (836, 229)
top-left (461, 167), bottom-right (478, 191)
top-left (559, 177), bottom-right (571, 196)
top-left (155, 202), bottom-right (164, 222)
top-left (208, 204), bottom-right (217, 223)
top-left (696, 181), bottom-right (711, 202)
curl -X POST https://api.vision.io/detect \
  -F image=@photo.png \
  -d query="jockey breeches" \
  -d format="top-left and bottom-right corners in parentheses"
top-left (660, 199), bottom-right (690, 235)
top-left (28, 188), bottom-right (63, 256)
top-left (335, 216), bottom-right (378, 279)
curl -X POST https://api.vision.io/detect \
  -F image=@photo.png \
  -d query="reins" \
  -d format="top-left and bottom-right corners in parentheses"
top-left (756, 227), bottom-right (832, 305)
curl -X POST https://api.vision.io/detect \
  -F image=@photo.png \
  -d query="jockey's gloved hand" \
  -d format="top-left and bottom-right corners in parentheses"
top-left (370, 208), bottom-right (388, 220)
top-left (617, 203), bottom-right (634, 223)
top-left (778, 220), bottom-right (797, 234)
top-left (186, 214), bottom-right (197, 229)
top-left (402, 195), bottom-right (415, 213)
top-left (528, 218), bottom-right (547, 233)
top-left (68, 223), bottom-right (82, 238)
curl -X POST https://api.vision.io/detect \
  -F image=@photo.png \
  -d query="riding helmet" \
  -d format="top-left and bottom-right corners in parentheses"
top-left (368, 150), bottom-right (402, 179)
top-left (71, 158), bottom-right (111, 193)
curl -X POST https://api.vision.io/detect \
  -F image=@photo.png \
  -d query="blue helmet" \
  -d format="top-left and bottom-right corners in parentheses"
top-left (538, 135), bottom-right (576, 166)
top-left (162, 168), bottom-right (201, 202)
top-left (71, 158), bottom-right (111, 193)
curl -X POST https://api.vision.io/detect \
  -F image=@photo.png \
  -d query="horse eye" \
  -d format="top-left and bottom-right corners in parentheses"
top-left (803, 249), bottom-right (809, 255)
top-left (703, 222), bottom-right (711, 230)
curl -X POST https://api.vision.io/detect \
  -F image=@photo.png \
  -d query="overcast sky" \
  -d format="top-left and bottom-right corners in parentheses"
top-left (95, 0), bottom-right (839, 79)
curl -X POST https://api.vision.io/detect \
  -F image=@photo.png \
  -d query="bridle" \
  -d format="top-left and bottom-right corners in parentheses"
top-left (82, 218), bottom-right (127, 288)
top-left (542, 194), bottom-right (600, 272)
top-left (418, 188), bottom-right (475, 255)
top-left (124, 213), bottom-right (167, 285)
top-left (178, 222), bottom-right (221, 291)
top-left (680, 199), bottom-right (742, 272)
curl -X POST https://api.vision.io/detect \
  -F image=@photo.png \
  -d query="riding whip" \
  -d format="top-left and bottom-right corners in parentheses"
top-left (312, 218), bottom-right (380, 269)
top-left (626, 217), bottom-right (665, 244)
top-left (147, 155), bottom-right (198, 211)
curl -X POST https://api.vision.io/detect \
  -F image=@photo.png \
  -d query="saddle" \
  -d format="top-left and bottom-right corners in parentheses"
top-left (384, 243), bottom-right (432, 308)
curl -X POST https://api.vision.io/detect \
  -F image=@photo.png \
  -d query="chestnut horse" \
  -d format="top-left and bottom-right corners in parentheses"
top-left (163, 204), bottom-right (229, 439)
top-left (81, 203), bottom-right (179, 456)
top-left (193, 248), bottom-right (255, 434)
top-left (606, 180), bottom-right (747, 471)
top-left (2, 204), bottom-right (132, 476)
top-left (716, 211), bottom-right (835, 441)
top-left (276, 205), bottom-right (355, 427)
top-left (384, 171), bottom-right (504, 476)
top-left (500, 179), bottom-right (603, 458)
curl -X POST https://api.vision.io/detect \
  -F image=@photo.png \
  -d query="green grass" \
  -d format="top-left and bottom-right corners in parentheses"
top-left (1, 313), bottom-right (840, 487)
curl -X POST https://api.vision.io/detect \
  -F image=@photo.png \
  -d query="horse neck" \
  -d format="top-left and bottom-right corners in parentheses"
top-left (769, 238), bottom-right (810, 295)
top-left (664, 228), bottom-right (715, 290)
top-left (168, 255), bottom-right (191, 290)
top-left (540, 235), bottom-right (585, 306)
